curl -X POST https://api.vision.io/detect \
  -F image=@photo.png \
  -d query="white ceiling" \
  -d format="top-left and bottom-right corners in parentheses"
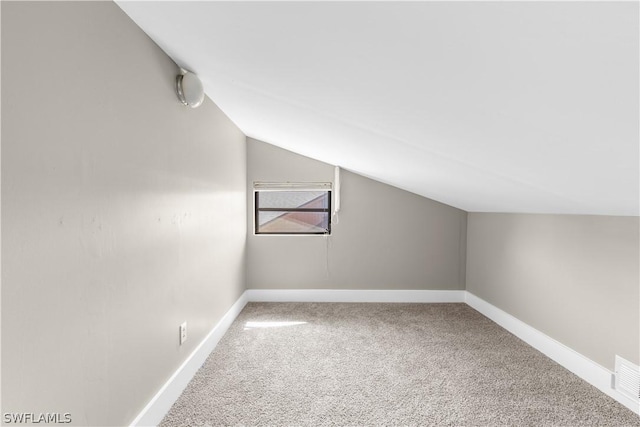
top-left (116, 1), bottom-right (639, 215)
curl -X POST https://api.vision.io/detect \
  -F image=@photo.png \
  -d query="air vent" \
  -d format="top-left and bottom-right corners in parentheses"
top-left (615, 355), bottom-right (640, 402)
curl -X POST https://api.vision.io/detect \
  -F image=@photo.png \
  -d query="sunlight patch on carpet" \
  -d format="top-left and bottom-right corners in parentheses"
top-left (244, 321), bottom-right (307, 330)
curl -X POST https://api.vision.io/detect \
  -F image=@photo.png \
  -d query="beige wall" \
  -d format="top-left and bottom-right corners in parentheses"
top-left (247, 138), bottom-right (467, 290)
top-left (1, 2), bottom-right (246, 426)
top-left (466, 213), bottom-right (640, 370)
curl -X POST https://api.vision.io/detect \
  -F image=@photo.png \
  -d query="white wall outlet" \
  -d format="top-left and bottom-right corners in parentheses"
top-left (179, 322), bottom-right (187, 345)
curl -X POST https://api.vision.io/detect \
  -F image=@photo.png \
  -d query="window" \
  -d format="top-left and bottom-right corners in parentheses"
top-left (254, 183), bottom-right (331, 235)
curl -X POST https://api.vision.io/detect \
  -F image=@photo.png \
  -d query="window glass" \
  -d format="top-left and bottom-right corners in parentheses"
top-left (255, 190), bottom-right (331, 235)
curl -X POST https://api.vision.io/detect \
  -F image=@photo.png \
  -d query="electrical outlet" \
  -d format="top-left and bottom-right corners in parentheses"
top-left (180, 322), bottom-right (187, 345)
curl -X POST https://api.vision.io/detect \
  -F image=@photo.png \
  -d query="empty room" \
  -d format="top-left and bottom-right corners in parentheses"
top-left (2, 1), bottom-right (639, 426)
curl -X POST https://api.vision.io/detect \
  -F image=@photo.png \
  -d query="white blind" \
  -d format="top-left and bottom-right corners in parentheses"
top-left (253, 182), bottom-right (332, 191)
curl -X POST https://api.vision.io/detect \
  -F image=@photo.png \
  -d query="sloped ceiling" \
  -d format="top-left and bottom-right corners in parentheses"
top-left (116, 1), bottom-right (638, 215)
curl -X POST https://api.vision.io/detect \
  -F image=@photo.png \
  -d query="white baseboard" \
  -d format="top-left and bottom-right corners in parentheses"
top-left (465, 292), bottom-right (639, 415)
top-left (131, 289), bottom-right (638, 426)
top-left (129, 291), bottom-right (249, 427)
top-left (246, 288), bottom-right (466, 303)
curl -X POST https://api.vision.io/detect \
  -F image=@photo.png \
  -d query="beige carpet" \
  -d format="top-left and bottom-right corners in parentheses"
top-left (160, 303), bottom-right (640, 426)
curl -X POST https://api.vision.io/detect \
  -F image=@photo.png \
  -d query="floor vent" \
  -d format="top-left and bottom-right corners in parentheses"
top-left (615, 355), bottom-right (640, 402)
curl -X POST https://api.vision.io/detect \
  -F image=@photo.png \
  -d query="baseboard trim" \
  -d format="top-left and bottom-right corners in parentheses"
top-left (465, 292), bottom-right (639, 415)
top-left (246, 288), bottom-right (466, 303)
top-left (131, 289), bottom-right (638, 426)
top-left (129, 291), bottom-right (249, 427)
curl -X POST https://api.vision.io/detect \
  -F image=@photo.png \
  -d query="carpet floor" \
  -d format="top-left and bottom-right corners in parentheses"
top-left (160, 303), bottom-right (640, 426)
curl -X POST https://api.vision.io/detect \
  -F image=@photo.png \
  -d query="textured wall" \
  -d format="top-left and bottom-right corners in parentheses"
top-left (247, 138), bottom-right (467, 290)
top-left (466, 213), bottom-right (639, 370)
top-left (1, 2), bottom-right (246, 425)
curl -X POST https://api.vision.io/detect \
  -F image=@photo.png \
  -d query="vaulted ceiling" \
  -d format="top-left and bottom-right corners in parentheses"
top-left (116, 1), bottom-right (639, 216)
